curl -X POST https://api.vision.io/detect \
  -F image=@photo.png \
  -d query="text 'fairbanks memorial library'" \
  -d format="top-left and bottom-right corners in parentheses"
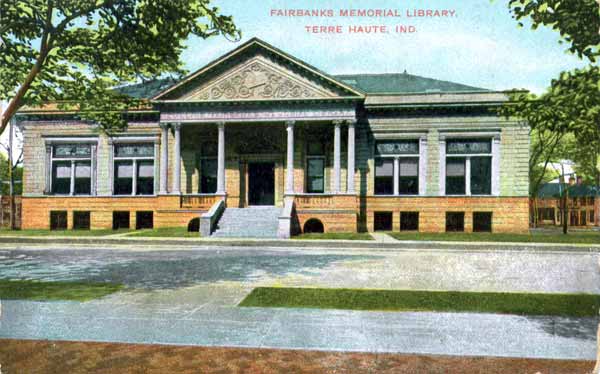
top-left (16, 38), bottom-right (529, 238)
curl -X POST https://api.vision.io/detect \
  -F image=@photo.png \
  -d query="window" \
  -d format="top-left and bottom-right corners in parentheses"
top-left (50, 211), bottom-right (67, 230)
top-left (306, 141), bottom-right (325, 193)
top-left (400, 212), bottom-right (419, 231)
top-left (113, 143), bottom-right (154, 195)
top-left (398, 158), bottom-right (419, 195)
top-left (307, 158), bottom-right (325, 193)
top-left (375, 140), bottom-right (420, 195)
top-left (446, 158), bottom-right (466, 195)
top-left (136, 211), bottom-right (153, 230)
top-left (445, 139), bottom-right (492, 196)
top-left (73, 211), bottom-right (90, 230)
top-left (374, 158), bottom-right (394, 195)
top-left (50, 144), bottom-right (93, 195)
top-left (199, 142), bottom-right (217, 193)
top-left (446, 212), bottom-right (465, 232)
top-left (473, 212), bottom-right (492, 232)
top-left (200, 159), bottom-right (217, 193)
top-left (113, 211), bottom-right (130, 230)
top-left (470, 157), bottom-right (492, 195)
top-left (537, 208), bottom-right (555, 221)
top-left (374, 212), bottom-right (393, 231)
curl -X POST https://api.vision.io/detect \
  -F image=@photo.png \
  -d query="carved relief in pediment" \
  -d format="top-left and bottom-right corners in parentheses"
top-left (184, 58), bottom-right (339, 101)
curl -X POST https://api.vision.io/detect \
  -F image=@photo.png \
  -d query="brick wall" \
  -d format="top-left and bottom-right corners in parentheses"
top-left (21, 196), bottom-right (203, 230)
top-left (364, 196), bottom-right (529, 233)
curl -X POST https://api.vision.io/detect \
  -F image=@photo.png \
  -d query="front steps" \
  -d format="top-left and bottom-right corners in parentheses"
top-left (211, 206), bottom-right (281, 238)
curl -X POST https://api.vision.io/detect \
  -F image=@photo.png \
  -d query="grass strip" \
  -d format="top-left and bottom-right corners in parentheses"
top-left (0, 229), bottom-right (130, 237)
top-left (389, 232), bottom-right (600, 244)
top-left (0, 280), bottom-right (124, 301)
top-left (126, 227), bottom-right (199, 238)
top-left (239, 287), bottom-right (600, 317)
top-left (293, 233), bottom-right (374, 241)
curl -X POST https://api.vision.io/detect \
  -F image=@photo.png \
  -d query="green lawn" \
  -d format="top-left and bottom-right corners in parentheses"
top-left (126, 227), bottom-right (199, 238)
top-left (293, 232), bottom-right (374, 240)
top-left (0, 279), bottom-right (124, 301)
top-left (0, 229), bottom-right (130, 237)
top-left (389, 232), bottom-right (600, 244)
top-left (239, 287), bottom-right (600, 317)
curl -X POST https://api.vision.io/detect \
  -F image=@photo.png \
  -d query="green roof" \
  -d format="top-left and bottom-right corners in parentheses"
top-left (333, 73), bottom-right (488, 94)
top-left (537, 183), bottom-right (600, 198)
top-left (116, 71), bottom-right (489, 99)
top-left (115, 78), bottom-right (178, 99)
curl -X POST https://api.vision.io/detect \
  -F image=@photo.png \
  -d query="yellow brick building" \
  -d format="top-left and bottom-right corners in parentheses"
top-left (17, 38), bottom-right (530, 237)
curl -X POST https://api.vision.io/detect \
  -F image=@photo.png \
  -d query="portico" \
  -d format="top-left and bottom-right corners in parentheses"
top-left (157, 117), bottom-right (358, 206)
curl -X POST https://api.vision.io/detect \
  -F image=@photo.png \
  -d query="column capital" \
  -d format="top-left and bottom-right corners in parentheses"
top-left (332, 120), bottom-right (343, 127)
top-left (285, 120), bottom-right (295, 129)
top-left (217, 121), bottom-right (226, 129)
top-left (172, 122), bottom-right (182, 131)
top-left (346, 120), bottom-right (356, 128)
top-left (159, 122), bottom-right (170, 130)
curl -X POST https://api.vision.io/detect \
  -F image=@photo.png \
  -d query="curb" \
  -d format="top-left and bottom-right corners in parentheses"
top-left (0, 236), bottom-right (599, 253)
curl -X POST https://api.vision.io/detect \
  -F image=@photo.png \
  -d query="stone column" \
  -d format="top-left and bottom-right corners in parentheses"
top-left (172, 122), bottom-right (182, 194)
top-left (393, 157), bottom-right (400, 196)
top-left (333, 121), bottom-right (342, 193)
top-left (346, 121), bottom-right (356, 194)
top-left (285, 121), bottom-right (295, 195)
top-left (216, 122), bottom-right (226, 194)
top-left (159, 123), bottom-right (169, 194)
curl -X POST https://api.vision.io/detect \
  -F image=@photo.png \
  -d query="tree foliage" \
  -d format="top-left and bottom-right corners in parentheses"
top-left (508, 0), bottom-right (600, 61)
top-left (0, 0), bottom-right (240, 133)
top-left (501, 66), bottom-right (600, 194)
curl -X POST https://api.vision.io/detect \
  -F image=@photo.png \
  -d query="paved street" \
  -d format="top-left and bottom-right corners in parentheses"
top-left (0, 244), bottom-right (598, 360)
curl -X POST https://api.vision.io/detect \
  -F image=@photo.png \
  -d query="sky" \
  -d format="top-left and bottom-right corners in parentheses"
top-left (182, 0), bottom-right (592, 94)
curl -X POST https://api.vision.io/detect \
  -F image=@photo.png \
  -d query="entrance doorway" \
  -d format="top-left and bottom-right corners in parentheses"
top-left (248, 162), bottom-right (275, 206)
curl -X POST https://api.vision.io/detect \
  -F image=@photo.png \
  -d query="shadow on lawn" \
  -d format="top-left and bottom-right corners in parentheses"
top-left (0, 249), bottom-right (380, 290)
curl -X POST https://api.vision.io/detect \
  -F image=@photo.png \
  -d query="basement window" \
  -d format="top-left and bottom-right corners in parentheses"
top-left (113, 211), bottom-right (130, 230)
top-left (50, 211), bottom-right (68, 230)
top-left (374, 212), bottom-right (393, 231)
top-left (400, 212), bottom-right (419, 231)
top-left (446, 212), bottom-right (465, 232)
top-left (136, 211), bottom-right (153, 230)
top-left (73, 211), bottom-right (90, 230)
top-left (473, 212), bottom-right (492, 232)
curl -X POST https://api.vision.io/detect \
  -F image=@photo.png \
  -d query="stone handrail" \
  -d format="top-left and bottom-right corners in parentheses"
top-left (200, 198), bottom-right (225, 236)
top-left (293, 193), bottom-right (357, 211)
top-left (278, 197), bottom-right (294, 239)
top-left (181, 194), bottom-right (222, 210)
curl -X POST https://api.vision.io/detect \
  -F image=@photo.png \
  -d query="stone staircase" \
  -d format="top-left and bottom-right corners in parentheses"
top-left (211, 206), bottom-right (281, 238)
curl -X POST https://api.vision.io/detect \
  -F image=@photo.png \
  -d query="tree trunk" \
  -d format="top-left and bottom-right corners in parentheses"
top-left (562, 185), bottom-right (569, 234)
top-left (8, 118), bottom-right (15, 230)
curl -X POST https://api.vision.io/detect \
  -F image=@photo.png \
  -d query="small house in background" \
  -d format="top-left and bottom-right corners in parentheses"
top-left (532, 177), bottom-right (600, 228)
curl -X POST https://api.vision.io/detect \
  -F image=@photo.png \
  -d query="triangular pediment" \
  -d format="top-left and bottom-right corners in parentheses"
top-left (153, 38), bottom-right (363, 101)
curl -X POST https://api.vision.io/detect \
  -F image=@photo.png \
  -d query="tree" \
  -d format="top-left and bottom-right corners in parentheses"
top-left (501, 66), bottom-right (600, 228)
top-left (0, 0), bottom-right (240, 134)
top-left (508, 0), bottom-right (600, 61)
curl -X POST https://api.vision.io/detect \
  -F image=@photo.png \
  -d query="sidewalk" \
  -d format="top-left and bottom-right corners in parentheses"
top-left (1, 291), bottom-right (597, 360)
